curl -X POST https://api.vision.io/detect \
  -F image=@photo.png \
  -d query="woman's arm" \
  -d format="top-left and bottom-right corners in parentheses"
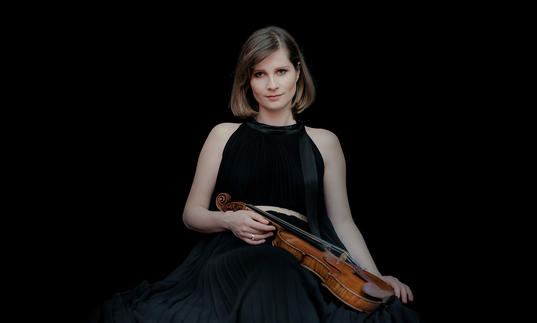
top-left (182, 123), bottom-right (275, 243)
top-left (307, 128), bottom-right (414, 303)
top-left (309, 128), bottom-right (382, 275)
top-left (182, 123), bottom-right (238, 233)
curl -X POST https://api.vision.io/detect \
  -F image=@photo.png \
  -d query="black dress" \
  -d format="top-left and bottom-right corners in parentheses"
top-left (89, 119), bottom-right (419, 322)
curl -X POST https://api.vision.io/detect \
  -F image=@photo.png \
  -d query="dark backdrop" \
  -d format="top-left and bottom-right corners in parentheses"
top-left (41, 11), bottom-right (478, 322)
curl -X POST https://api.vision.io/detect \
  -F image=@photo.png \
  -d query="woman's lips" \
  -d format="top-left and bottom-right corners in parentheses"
top-left (266, 94), bottom-right (283, 101)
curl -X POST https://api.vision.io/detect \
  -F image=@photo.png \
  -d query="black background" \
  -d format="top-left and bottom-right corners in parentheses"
top-left (28, 7), bottom-right (493, 322)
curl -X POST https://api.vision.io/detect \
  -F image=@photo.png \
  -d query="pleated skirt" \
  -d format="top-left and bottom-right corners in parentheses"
top-left (88, 217), bottom-right (419, 322)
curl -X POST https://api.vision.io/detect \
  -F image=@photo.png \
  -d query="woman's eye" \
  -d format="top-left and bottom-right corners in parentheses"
top-left (254, 72), bottom-right (264, 78)
top-left (277, 69), bottom-right (287, 75)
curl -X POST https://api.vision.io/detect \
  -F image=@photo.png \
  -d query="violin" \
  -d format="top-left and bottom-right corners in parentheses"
top-left (216, 192), bottom-right (395, 312)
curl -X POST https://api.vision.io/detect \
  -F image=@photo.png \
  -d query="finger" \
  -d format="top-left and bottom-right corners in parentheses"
top-left (247, 218), bottom-right (276, 232)
top-left (246, 228), bottom-right (275, 237)
top-left (385, 278), bottom-right (401, 299)
top-left (241, 231), bottom-right (273, 242)
top-left (392, 283), bottom-right (401, 299)
top-left (245, 238), bottom-right (266, 245)
top-left (382, 276), bottom-right (395, 290)
top-left (245, 239), bottom-right (266, 245)
top-left (399, 283), bottom-right (408, 303)
top-left (248, 212), bottom-right (270, 224)
top-left (406, 285), bottom-right (414, 302)
top-left (245, 227), bottom-right (268, 235)
top-left (242, 233), bottom-right (266, 245)
top-left (245, 230), bottom-right (273, 238)
top-left (256, 231), bottom-right (274, 239)
top-left (248, 213), bottom-right (277, 230)
top-left (242, 231), bottom-right (266, 242)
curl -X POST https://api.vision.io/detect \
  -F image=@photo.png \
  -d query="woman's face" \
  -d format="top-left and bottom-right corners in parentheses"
top-left (250, 48), bottom-right (299, 114)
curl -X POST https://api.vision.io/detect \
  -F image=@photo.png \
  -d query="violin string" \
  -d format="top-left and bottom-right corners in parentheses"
top-left (246, 204), bottom-right (321, 243)
top-left (246, 204), bottom-right (321, 245)
top-left (246, 204), bottom-right (363, 269)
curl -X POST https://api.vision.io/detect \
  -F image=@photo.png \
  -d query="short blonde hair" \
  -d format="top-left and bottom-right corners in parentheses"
top-left (230, 26), bottom-right (316, 119)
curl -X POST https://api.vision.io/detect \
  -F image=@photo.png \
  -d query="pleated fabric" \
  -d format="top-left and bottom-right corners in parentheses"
top-left (88, 119), bottom-right (419, 322)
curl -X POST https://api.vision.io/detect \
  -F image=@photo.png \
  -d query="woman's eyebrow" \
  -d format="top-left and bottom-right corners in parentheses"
top-left (253, 65), bottom-right (291, 72)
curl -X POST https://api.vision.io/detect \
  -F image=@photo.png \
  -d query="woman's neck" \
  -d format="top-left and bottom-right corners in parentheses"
top-left (255, 110), bottom-right (296, 127)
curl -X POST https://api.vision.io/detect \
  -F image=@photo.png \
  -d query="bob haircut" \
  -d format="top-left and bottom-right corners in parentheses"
top-left (230, 26), bottom-right (316, 119)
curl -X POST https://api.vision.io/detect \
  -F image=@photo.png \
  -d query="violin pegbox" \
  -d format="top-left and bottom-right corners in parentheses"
top-left (216, 192), bottom-right (248, 212)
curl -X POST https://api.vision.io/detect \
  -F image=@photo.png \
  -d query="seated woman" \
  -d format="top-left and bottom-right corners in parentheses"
top-left (89, 25), bottom-right (419, 323)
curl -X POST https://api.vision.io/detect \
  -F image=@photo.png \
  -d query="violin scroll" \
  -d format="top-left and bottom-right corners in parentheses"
top-left (216, 192), bottom-right (248, 212)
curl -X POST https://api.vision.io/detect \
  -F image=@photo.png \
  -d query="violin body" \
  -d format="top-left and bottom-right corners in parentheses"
top-left (216, 193), bottom-right (394, 312)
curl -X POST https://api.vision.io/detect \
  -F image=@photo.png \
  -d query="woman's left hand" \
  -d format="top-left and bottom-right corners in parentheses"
top-left (381, 276), bottom-right (414, 304)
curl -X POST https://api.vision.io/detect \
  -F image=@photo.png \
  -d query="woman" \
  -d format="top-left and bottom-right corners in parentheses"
top-left (90, 26), bottom-right (419, 322)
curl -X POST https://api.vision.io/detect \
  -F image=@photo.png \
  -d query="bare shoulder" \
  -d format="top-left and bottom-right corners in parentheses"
top-left (207, 122), bottom-right (242, 150)
top-left (211, 122), bottom-right (241, 137)
top-left (304, 126), bottom-right (342, 164)
top-left (305, 126), bottom-right (341, 150)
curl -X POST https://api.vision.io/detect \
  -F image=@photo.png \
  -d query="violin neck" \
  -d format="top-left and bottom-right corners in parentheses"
top-left (246, 205), bottom-right (335, 251)
top-left (246, 204), bottom-right (315, 239)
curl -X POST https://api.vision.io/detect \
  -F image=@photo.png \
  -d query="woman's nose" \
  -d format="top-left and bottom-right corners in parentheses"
top-left (267, 76), bottom-right (279, 90)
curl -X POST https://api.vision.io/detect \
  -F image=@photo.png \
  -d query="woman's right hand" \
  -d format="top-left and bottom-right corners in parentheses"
top-left (223, 210), bottom-right (276, 245)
